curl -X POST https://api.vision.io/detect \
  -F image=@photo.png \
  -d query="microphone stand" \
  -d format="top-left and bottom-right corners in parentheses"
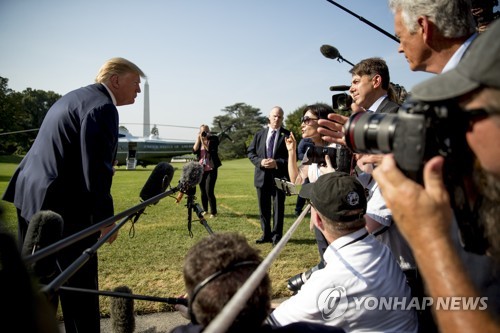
top-left (55, 285), bottom-right (188, 306)
top-left (25, 185), bottom-right (182, 266)
top-left (185, 188), bottom-right (214, 237)
top-left (324, 0), bottom-right (400, 43)
top-left (42, 213), bottom-right (138, 295)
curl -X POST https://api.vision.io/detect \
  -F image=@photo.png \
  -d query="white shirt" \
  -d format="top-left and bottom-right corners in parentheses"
top-left (442, 33), bottom-right (477, 73)
top-left (367, 95), bottom-right (388, 113)
top-left (101, 83), bottom-right (117, 106)
top-left (269, 229), bottom-right (418, 332)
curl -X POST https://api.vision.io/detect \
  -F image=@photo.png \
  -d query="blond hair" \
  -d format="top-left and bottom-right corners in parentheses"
top-left (95, 57), bottom-right (146, 83)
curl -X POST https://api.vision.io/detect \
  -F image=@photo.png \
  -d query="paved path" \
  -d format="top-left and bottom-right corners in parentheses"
top-left (59, 311), bottom-right (190, 333)
top-left (58, 298), bottom-right (288, 332)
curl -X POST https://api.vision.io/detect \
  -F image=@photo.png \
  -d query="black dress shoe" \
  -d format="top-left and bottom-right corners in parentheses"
top-left (256, 236), bottom-right (272, 244)
top-left (272, 235), bottom-right (281, 246)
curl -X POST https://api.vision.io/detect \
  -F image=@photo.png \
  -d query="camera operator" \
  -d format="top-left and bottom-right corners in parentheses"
top-left (193, 124), bottom-right (221, 218)
top-left (373, 20), bottom-right (500, 333)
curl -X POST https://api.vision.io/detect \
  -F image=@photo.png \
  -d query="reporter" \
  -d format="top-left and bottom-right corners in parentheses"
top-left (373, 20), bottom-right (500, 333)
top-left (284, 104), bottom-right (337, 292)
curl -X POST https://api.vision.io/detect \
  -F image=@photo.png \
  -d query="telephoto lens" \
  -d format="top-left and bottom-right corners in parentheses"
top-left (344, 111), bottom-right (398, 154)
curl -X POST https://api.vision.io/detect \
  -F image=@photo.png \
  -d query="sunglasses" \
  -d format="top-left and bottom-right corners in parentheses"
top-left (300, 116), bottom-right (319, 125)
top-left (463, 108), bottom-right (490, 131)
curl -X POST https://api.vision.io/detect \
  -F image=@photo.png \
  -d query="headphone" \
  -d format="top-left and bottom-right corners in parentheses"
top-left (188, 260), bottom-right (259, 325)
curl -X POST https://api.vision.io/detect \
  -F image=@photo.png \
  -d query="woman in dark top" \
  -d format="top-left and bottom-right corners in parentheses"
top-left (193, 124), bottom-right (222, 217)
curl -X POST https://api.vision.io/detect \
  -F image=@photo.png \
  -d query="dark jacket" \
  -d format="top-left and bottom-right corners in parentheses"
top-left (247, 127), bottom-right (290, 187)
top-left (3, 83), bottom-right (118, 226)
top-left (375, 96), bottom-right (399, 114)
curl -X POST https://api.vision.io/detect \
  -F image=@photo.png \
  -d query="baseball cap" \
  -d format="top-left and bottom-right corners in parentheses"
top-left (299, 172), bottom-right (366, 222)
top-left (411, 19), bottom-right (500, 102)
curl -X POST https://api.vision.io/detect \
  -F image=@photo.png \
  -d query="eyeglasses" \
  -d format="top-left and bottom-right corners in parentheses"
top-left (300, 116), bottom-right (319, 125)
top-left (463, 108), bottom-right (490, 131)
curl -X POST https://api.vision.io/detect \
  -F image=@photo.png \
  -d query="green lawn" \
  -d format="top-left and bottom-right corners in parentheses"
top-left (0, 157), bottom-right (320, 317)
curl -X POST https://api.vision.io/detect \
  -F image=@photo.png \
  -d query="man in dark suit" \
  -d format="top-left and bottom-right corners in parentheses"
top-left (349, 57), bottom-right (399, 114)
top-left (248, 106), bottom-right (290, 245)
top-left (2, 57), bottom-right (146, 333)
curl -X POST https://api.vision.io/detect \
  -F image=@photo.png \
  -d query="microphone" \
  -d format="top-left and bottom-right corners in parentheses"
top-left (180, 161), bottom-right (204, 189)
top-left (320, 44), bottom-right (355, 67)
top-left (329, 85), bottom-right (351, 91)
top-left (110, 286), bottom-right (135, 333)
top-left (22, 210), bottom-right (64, 284)
top-left (176, 161), bottom-right (204, 203)
top-left (140, 162), bottom-right (175, 203)
top-left (320, 44), bottom-right (340, 60)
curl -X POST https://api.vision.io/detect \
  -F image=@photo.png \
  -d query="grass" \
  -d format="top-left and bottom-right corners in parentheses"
top-left (0, 156), bottom-right (320, 317)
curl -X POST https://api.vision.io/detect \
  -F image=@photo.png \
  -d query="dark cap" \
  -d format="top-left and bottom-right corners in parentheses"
top-left (299, 172), bottom-right (366, 222)
top-left (411, 19), bottom-right (500, 102)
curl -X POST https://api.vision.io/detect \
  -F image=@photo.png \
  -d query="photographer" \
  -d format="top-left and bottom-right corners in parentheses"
top-left (373, 20), bottom-right (500, 333)
top-left (193, 124), bottom-right (221, 218)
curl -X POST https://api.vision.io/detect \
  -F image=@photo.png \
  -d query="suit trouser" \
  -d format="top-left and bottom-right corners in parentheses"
top-left (256, 183), bottom-right (285, 238)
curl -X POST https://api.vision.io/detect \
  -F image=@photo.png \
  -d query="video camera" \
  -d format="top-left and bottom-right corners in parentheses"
top-left (330, 85), bottom-right (352, 116)
top-left (332, 93), bottom-right (353, 114)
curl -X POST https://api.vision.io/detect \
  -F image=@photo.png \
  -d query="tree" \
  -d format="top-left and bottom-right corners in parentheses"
top-left (284, 104), bottom-right (308, 143)
top-left (0, 76), bottom-right (61, 154)
top-left (0, 77), bottom-right (24, 154)
top-left (211, 103), bottom-right (267, 159)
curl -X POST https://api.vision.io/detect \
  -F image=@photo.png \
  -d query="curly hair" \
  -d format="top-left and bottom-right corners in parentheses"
top-left (183, 233), bottom-right (271, 331)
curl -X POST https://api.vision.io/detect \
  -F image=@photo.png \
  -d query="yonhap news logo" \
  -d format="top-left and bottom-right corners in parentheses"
top-left (317, 286), bottom-right (488, 321)
top-left (317, 286), bottom-right (348, 320)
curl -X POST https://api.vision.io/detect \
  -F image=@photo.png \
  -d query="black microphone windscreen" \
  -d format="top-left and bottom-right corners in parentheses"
top-left (140, 162), bottom-right (175, 201)
top-left (110, 285), bottom-right (135, 333)
top-left (320, 44), bottom-right (340, 60)
top-left (329, 85), bottom-right (351, 91)
top-left (179, 161), bottom-right (204, 189)
top-left (22, 210), bottom-right (64, 283)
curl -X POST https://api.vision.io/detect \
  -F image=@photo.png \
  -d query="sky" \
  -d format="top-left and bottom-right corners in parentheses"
top-left (0, 0), bottom-right (435, 141)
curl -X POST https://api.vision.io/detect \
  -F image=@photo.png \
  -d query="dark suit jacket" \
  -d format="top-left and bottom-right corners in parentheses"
top-left (247, 127), bottom-right (290, 187)
top-left (3, 83), bottom-right (118, 227)
top-left (375, 96), bottom-right (399, 114)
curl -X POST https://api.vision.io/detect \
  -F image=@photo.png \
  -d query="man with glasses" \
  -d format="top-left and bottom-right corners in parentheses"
top-left (373, 19), bottom-right (500, 333)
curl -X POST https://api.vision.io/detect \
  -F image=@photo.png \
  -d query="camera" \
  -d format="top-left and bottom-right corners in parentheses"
top-left (332, 92), bottom-right (353, 115)
top-left (344, 97), bottom-right (489, 255)
top-left (302, 145), bottom-right (353, 173)
top-left (201, 131), bottom-right (210, 138)
top-left (344, 97), bottom-right (472, 181)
